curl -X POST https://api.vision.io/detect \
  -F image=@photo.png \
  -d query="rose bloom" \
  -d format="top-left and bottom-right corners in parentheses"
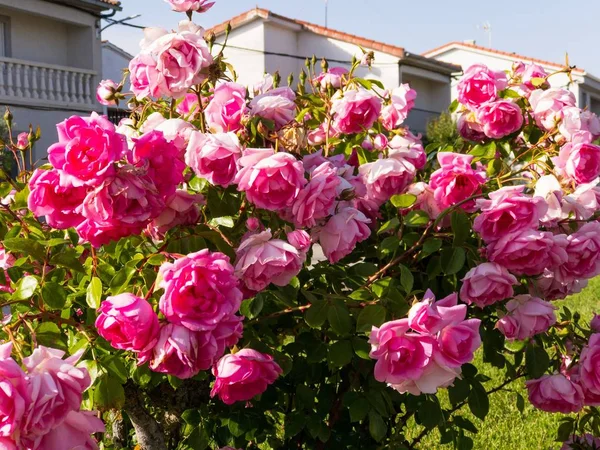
top-left (0, 343), bottom-right (29, 439)
top-left (287, 229), bottom-right (311, 253)
top-left (457, 112), bottom-right (486, 142)
top-left (15, 132), bottom-right (28, 151)
top-left (359, 157), bottom-right (417, 205)
top-left (96, 79), bottom-right (118, 106)
top-left (526, 373), bottom-right (584, 414)
top-left (314, 67), bottom-right (348, 90)
top-left (558, 106), bottom-right (600, 142)
top-left (529, 87), bottom-right (576, 131)
top-left (556, 222), bottom-right (600, 283)
top-left (234, 148), bottom-right (306, 212)
top-left (318, 207), bottom-right (371, 263)
top-left (159, 249), bottom-right (242, 332)
top-left (388, 132), bottom-right (426, 170)
top-left (496, 295), bottom-right (557, 340)
top-left (435, 318), bottom-right (482, 368)
top-left (457, 63), bottom-right (507, 109)
top-left (405, 182), bottom-right (442, 220)
top-left (408, 290), bottom-right (466, 334)
top-left (560, 434), bottom-right (600, 450)
top-left (248, 87), bottom-right (296, 129)
top-left (515, 62), bottom-right (549, 93)
top-left (553, 137), bottom-right (600, 184)
top-left (592, 315), bottom-right (600, 333)
top-left (147, 189), bottom-right (203, 239)
top-left (48, 113), bottom-right (127, 187)
top-left (95, 293), bottom-right (160, 353)
top-left (331, 88), bottom-right (382, 134)
top-left (235, 230), bottom-right (305, 292)
top-left (530, 269), bottom-right (588, 301)
top-left (141, 114), bottom-right (197, 157)
top-left (25, 410), bottom-right (104, 450)
top-left (389, 361), bottom-right (460, 396)
top-left (473, 186), bottom-right (548, 243)
top-left (380, 84), bottom-right (417, 130)
top-left (487, 230), bottom-right (568, 276)
top-left (28, 168), bottom-right (87, 230)
top-left (578, 334), bottom-right (600, 404)
top-left (186, 131), bottom-right (242, 187)
top-left (475, 100), bottom-right (524, 139)
top-left (205, 82), bottom-right (247, 132)
top-left (129, 52), bottom-right (156, 100)
top-left (460, 262), bottom-right (519, 308)
top-left (0, 437), bottom-right (16, 450)
top-left (430, 152), bottom-right (487, 212)
top-left (165, 0), bottom-right (214, 13)
top-left (210, 349), bottom-right (282, 405)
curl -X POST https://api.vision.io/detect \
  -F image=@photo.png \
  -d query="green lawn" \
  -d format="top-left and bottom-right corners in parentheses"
top-left (406, 277), bottom-right (600, 450)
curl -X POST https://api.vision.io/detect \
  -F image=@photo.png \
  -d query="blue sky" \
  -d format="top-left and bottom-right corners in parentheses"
top-left (104, 0), bottom-right (600, 75)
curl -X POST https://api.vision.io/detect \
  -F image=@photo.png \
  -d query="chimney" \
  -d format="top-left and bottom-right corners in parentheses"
top-left (463, 39), bottom-right (476, 45)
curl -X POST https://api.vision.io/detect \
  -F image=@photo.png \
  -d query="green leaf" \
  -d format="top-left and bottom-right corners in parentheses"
top-left (556, 420), bottom-right (575, 443)
top-left (86, 277), bottom-right (102, 310)
top-left (208, 216), bottom-right (235, 228)
top-left (453, 416), bottom-right (478, 434)
top-left (399, 264), bottom-right (414, 294)
top-left (390, 193), bottom-right (417, 208)
top-left (327, 302), bottom-right (352, 335)
top-left (36, 322), bottom-right (67, 351)
top-left (109, 267), bottom-right (136, 295)
top-left (240, 294), bottom-right (264, 319)
top-left (525, 343), bottom-right (550, 379)
top-left (378, 218), bottom-right (399, 235)
top-left (368, 411), bottom-right (387, 442)
top-left (421, 238), bottom-right (442, 257)
top-left (182, 426), bottom-right (209, 450)
top-left (418, 399), bottom-right (442, 429)
top-left (441, 247), bottom-right (466, 275)
top-left (468, 382), bottom-right (490, 420)
top-left (451, 210), bottom-right (471, 247)
top-left (305, 300), bottom-right (329, 328)
top-left (349, 397), bottom-right (370, 422)
top-left (328, 340), bottom-right (353, 367)
top-left (404, 210), bottom-right (430, 227)
top-left (349, 287), bottom-right (374, 301)
top-left (3, 238), bottom-right (45, 260)
top-left (352, 337), bottom-right (371, 360)
top-left (101, 356), bottom-right (128, 384)
top-left (284, 412), bottom-right (306, 438)
top-left (448, 378), bottom-right (470, 405)
top-left (296, 384), bottom-right (315, 410)
top-left (12, 275), bottom-right (38, 300)
top-left (94, 375), bottom-right (125, 409)
top-left (41, 282), bottom-right (67, 310)
top-left (50, 252), bottom-right (85, 273)
top-left (356, 305), bottom-right (386, 332)
top-left (515, 393), bottom-right (525, 414)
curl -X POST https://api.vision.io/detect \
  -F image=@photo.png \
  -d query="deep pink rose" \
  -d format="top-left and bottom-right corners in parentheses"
top-left (27, 410), bottom-right (104, 450)
top-left (235, 230), bottom-right (305, 292)
top-left (28, 168), bottom-right (87, 229)
top-left (314, 67), bottom-right (348, 90)
top-left (556, 222), bottom-right (600, 283)
top-left (529, 269), bottom-right (587, 301)
top-left (460, 262), bottom-right (519, 308)
top-left (234, 149), bottom-right (306, 212)
top-left (554, 137), bottom-right (600, 184)
top-left (473, 186), bottom-right (547, 243)
top-left (408, 290), bottom-right (466, 334)
top-left (48, 113), bottom-right (127, 187)
top-left (496, 295), bottom-right (557, 340)
top-left (578, 334), bottom-right (600, 404)
top-left (205, 82), bottom-right (246, 132)
top-left (145, 116), bottom-right (197, 158)
top-left (96, 79), bottom-right (118, 106)
top-left (561, 434), bottom-right (600, 450)
top-left (210, 349), bottom-right (282, 405)
top-left (0, 437), bottom-right (16, 450)
top-left (165, 0), bottom-right (214, 13)
top-left (147, 189), bottom-right (203, 239)
top-left (96, 293), bottom-right (160, 352)
top-left (186, 131), bottom-right (242, 187)
top-left (318, 207), bottom-right (371, 263)
top-left (430, 152), bottom-right (487, 212)
top-left (388, 132), bottom-right (426, 170)
top-left (591, 315), bottom-right (600, 333)
top-left (435, 318), bottom-right (481, 369)
top-left (526, 373), bottom-right (584, 414)
top-left (0, 343), bottom-right (28, 439)
top-left (331, 88), bottom-right (382, 134)
top-left (359, 157), bottom-right (416, 205)
top-left (289, 162), bottom-right (340, 227)
top-left (380, 84), bottom-right (417, 130)
top-left (475, 100), bottom-right (523, 139)
top-left (159, 249), bottom-right (242, 332)
top-left (457, 64), bottom-right (507, 109)
top-left (457, 113), bottom-right (486, 142)
top-left (249, 87), bottom-right (296, 129)
top-left (559, 106), bottom-right (600, 142)
top-left (487, 230), bottom-right (568, 276)
top-left (529, 88), bottom-right (576, 131)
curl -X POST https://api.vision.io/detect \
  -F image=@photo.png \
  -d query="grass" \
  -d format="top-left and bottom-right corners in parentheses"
top-left (405, 277), bottom-right (600, 450)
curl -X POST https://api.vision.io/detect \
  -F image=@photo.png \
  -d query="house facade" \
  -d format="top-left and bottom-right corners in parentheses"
top-left (0, 0), bottom-right (121, 163)
top-left (208, 8), bottom-right (460, 135)
top-left (423, 41), bottom-right (600, 116)
top-left (101, 40), bottom-right (131, 124)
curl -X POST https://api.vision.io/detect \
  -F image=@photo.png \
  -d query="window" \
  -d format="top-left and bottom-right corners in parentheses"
top-left (0, 16), bottom-right (11, 57)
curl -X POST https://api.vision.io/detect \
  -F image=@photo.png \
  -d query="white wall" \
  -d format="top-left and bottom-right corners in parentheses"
top-left (216, 20), bottom-right (265, 87)
top-left (102, 45), bottom-right (131, 91)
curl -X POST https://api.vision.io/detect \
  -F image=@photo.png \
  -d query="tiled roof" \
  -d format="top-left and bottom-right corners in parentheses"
top-left (97, 0), bottom-right (120, 5)
top-left (422, 41), bottom-right (585, 74)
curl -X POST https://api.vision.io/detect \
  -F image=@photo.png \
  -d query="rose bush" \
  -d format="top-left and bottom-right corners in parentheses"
top-left (0, 3), bottom-right (598, 449)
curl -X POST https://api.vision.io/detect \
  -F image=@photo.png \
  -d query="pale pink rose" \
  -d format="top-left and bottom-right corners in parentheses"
top-left (457, 64), bottom-right (507, 109)
top-left (380, 84), bottom-right (417, 130)
top-left (460, 262), bottom-right (519, 308)
top-left (553, 137), bottom-right (600, 184)
top-left (592, 315), bottom-right (600, 333)
top-left (515, 63), bottom-right (549, 93)
top-left (561, 181), bottom-right (600, 221)
top-left (388, 132), bottom-right (426, 170)
top-left (406, 182), bottom-right (441, 220)
top-left (307, 124), bottom-right (329, 146)
top-left (165, 0), bottom-right (214, 13)
top-left (186, 131), bottom-right (242, 187)
top-left (289, 162), bottom-right (340, 227)
top-left (96, 79), bottom-right (119, 106)
top-left (28, 168), bottom-right (87, 230)
top-left (331, 88), bottom-right (382, 134)
top-left (48, 113), bottom-right (127, 187)
top-left (159, 249), bottom-right (242, 332)
top-left (147, 190), bottom-right (203, 239)
top-left (129, 52), bottom-right (156, 100)
top-left (561, 434), bottom-right (600, 450)
top-left (389, 361), bottom-right (460, 395)
top-left (205, 82), bottom-right (247, 132)
top-left (235, 230), bottom-right (305, 292)
top-left (526, 373), bottom-right (584, 413)
top-left (430, 152), bottom-right (487, 213)
top-left (27, 410), bottom-right (104, 450)
top-left (473, 186), bottom-right (547, 243)
top-left (211, 349), bottom-right (282, 405)
top-left (249, 87), bottom-right (296, 129)
top-left (234, 148), bottom-right (306, 212)
top-left (529, 88), bottom-right (576, 131)
top-left (578, 334), bottom-right (600, 404)
top-left (317, 207), bottom-right (371, 263)
top-left (96, 293), bottom-right (160, 353)
top-left (475, 100), bottom-right (524, 139)
top-left (0, 343), bottom-right (29, 439)
top-left (287, 230), bottom-right (311, 253)
top-left (359, 157), bottom-right (416, 205)
top-left (533, 175), bottom-right (565, 226)
top-left (314, 67), bottom-right (348, 90)
top-left (559, 106), bottom-right (600, 142)
top-left (435, 318), bottom-right (481, 368)
top-left (408, 290), bottom-right (466, 334)
top-left (457, 113), bottom-right (486, 142)
top-left (529, 269), bottom-right (588, 301)
top-left (0, 248), bottom-right (14, 271)
top-left (496, 295), bottom-right (557, 340)
top-left (487, 230), bottom-right (568, 276)
top-left (15, 132), bottom-right (28, 150)
top-left (556, 222), bottom-right (600, 283)
top-left (252, 74), bottom-right (274, 96)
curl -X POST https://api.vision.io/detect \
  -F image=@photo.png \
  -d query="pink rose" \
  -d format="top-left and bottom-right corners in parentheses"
top-left (430, 152), bottom-right (487, 212)
top-left (388, 132), bottom-right (426, 170)
top-left (526, 373), bottom-right (584, 414)
top-left (529, 88), bottom-right (576, 131)
top-left (159, 249), bottom-right (242, 332)
top-left (529, 269), bottom-right (587, 301)
top-left (176, 93), bottom-right (203, 117)
top-left (314, 67), bottom-right (348, 90)
top-left (578, 334), bottom-right (600, 404)
top-left (561, 434), bottom-right (600, 450)
top-left (460, 262), bottom-right (519, 308)
top-left (0, 437), bottom-right (16, 450)
top-left (559, 106), bottom-right (600, 142)
top-left (147, 116), bottom-right (197, 157)
top-left (475, 100), bottom-right (523, 139)
top-left (457, 64), bottom-right (507, 109)
top-left (457, 113), bottom-right (486, 142)
top-left (28, 168), bottom-right (87, 230)
top-left (165, 0), bottom-right (214, 13)
top-left (496, 295), bottom-right (557, 340)
top-left (591, 315), bottom-right (600, 333)
top-left (205, 82), bottom-right (247, 132)
top-left (147, 189), bottom-right (203, 239)
top-left (487, 230), bottom-right (568, 276)
top-left (287, 229), bottom-right (312, 253)
top-left (389, 361), bottom-right (460, 396)
top-left (473, 186), bottom-right (547, 243)
top-left (234, 148), bottom-right (306, 212)
top-left (15, 133), bottom-right (28, 151)
top-left (248, 87), bottom-right (296, 129)
top-left (331, 89), bottom-right (382, 134)
top-left (359, 157), bottom-right (416, 205)
top-left (380, 84), bottom-right (417, 130)
top-left (435, 318), bottom-right (481, 368)
top-left (28, 410), bottom-right (104, 450)
top-left (408, 290), bottom-right (466, 334)
top-left (516, 63), bottom-right (548, 93)
top-left (235, 230), bottom-right (305, 292)
top-left (96, 293), bottom-right (160, 352)
top-left (556, 222), bottom-right (600, 283)
top-left (253, 74), bottom-right (274, 96)
top-left (48, 113), bottom-right (127, 187)
top-left (317, 207), bottom-right (371, 263)
top-left (553, 137), bottom-right (600, 184)
top-left (96, 79), bottom-right (119, 106)
top-left (0, 343), bottom-right (29, 439)
top-left (129, 52), bottom-right (156, 100)
top-left (185, 131), bottom-right (242, 187)
top-left (210, 349), bottom-right (282, 405)
top-left (405, 182), bottom-right (441, 220)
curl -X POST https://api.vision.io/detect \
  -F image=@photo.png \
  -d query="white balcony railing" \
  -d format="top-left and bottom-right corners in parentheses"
top-left (0, 57), bottom-right (98, 111)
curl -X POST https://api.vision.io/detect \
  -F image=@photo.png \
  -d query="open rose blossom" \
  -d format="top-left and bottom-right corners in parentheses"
top-left (496, 295), bottom-right (557, 340)
top-left (314, 67), bottom-right (348, 90)
top-left (526, 373), bottom-right (584, 414)
top-left (248, 87), bottom-right (296, 129)
top-left (406, 182), bottom-right (441, 219)
top-left (460, 262), bottom-right (519, 308)
top-left (578, 334), bottom-right (600, 404)
top-left (435, 318), bottom-right (481, 368)
top-left (96, 293), bottom-right (160, 353)
top-left (529, 88), bottom-right (576, 131)
top-left (204, 82), bottom-right (247, 132)
top-left (388, 132), bottom-right (426, 170)
top-left (359, 157), bottom-right (416, 205)
top-left (165, 0), bottom-right (214, 13)
top-left (556, 222), bottom-right (600, 283)
top-left (457, 112), bottom-right (486, 142)
top-left (553, 137), bottom-right (600, 184)
top-left (147, 189), bottom-right (203, 239)
top-left (514, 62), bottom-right (548, 93)
top-left (159, 249), bottom-right (242, 332)
top-left (0, 343), bottom-right (28, 439)
top-left (27, 410), bottom-right (104, 450)
top-left (318, 207), bottom-right (371, 263)
top-left (380, 84), bottom-right (417, 130)
top-left (457, 64), bottom-right (507, 109)
top-left (530, 269), bottom-right (588, 301)
top-left (186, 131), bottom-right (242, 187)
top-left (408, 291), bottom-right (466, 334)
top-left (331, 88), bottom-right (382, 134)
top-left (558, 106), bottom-right (600, 142)
top-left (560, 434), bottom-right (600, 450)
top-left (211, 349), bottom-right (282, 405)
top-left (475, 99), bottom-right (524, 139)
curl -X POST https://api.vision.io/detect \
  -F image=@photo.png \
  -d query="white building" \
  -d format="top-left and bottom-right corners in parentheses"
top-left (207, 8), bottom-right (460, 135)
top-left (423, 41), bottom-right (600, 116)
top-left (101, 40), bottom-right (131, 123)
top-left (0, 0), bottom-right (121, 163)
